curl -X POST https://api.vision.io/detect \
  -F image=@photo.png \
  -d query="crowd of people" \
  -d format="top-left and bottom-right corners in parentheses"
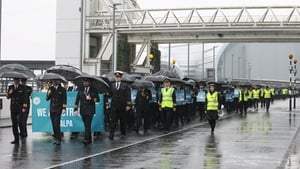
top-left (6, 70), bottom-right (294, 145)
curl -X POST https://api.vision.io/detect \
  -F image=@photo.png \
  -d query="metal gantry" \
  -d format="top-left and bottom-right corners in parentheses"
top-left (85, 5), bottom-right (300, 74)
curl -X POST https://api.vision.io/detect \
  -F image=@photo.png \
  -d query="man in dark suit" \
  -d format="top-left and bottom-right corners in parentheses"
top-left (109, 71), bottom-right (131, 140)
top-left (74, 78), bottom-right (99, 145)
top-left (134, 87), bottom-right (152, 134)
top-left (20, 78), bottom-right (33, 138)
top-left (46, 79), bottom-right (66, 145)
top-left (7, 78), bottom-right (28, 144)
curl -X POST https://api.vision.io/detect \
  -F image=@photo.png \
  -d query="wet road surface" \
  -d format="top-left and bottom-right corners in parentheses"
top-left (0, 100), bottom-right (300, 169)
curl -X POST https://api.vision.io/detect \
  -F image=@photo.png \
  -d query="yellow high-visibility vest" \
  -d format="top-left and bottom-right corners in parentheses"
top-left (206, 92), bottom-right (218, 111)
top-left (161, 87), bottom-right (175, 108)
top-left (239, 90), bottom-right (249, 102)
top-left (264, 89), bottom-right (272, 99)
top-left (252, 89), bottom-right (260, 99)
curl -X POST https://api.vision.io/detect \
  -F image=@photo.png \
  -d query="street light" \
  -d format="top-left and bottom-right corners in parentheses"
top-left (289, 54), bottom-right (294, 111)
top-left (148, 53), bottom-right (154, 74)
top-left (172, 58), bottom-right (176, 69)
top-left (293, 58), bottom-right (297, 109)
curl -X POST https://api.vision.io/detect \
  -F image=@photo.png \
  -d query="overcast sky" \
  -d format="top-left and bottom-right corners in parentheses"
top-left (1, 0), bottom-right (299, 61)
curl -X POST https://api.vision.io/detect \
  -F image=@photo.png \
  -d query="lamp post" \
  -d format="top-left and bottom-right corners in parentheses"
top-left (293, 58), bottom-right (297, 109)
top-left (112, 3), bottom-right (121, 72)
top-left (289, 54), bottom-right (294, 111)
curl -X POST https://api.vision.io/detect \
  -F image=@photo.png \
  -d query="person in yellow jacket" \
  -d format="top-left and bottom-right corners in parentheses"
top-left (239, 86), bottom-right (249, 115)
top-left (205, 82), bottom-right (221, 135)
top-left (159, 77), bottom-right (176, 133)
top-left (264, 86), bottom-right (273, 112)
top-left (252, 86), bottom-right (260, 111)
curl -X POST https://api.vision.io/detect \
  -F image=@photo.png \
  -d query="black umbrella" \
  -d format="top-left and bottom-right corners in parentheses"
top-left (153, 69), bottom-right (181, 79)
top-left (0, 71), bottom-right (29, 79)
top-left (132, 79), bottom-right (155, 89)
top-left (73, 74), bottom-right (110, 93)
top-left (38, 73), bottom-right (67, 82)
top-left (0, 64), bottom-right (36, 78)
top-left (129, 74), bottom-right (143, 80)
top-left (170, 78), bottom-right (185, 84)
top-left (144, 75), bottom-right (167, 82)
top-left (46, 65), bottom-right (83, 81)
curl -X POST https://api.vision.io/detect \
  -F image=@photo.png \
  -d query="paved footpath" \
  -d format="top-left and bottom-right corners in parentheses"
top-left (0, 100), bottom-right (299, 169)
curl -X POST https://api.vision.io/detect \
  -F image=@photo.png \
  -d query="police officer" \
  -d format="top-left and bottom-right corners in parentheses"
top-left (159, 77), bottom-right (176, 133)
top-left (205, 82), bottom-right (221, 135)
top-left (74, 78), bottom-right (99, 145)
top-left (174, 82), bottom-right (185, 128)
top-left (7, 78), bottom-right (28, 144)
top-left (134, 86), bottom-right (152, 134)
top-left (233, 85), bottom-right (240, 113)
top-left (46, 79), bottom-right (67, 145)
top-left (196, 83), bottom-right (206, 121)
top-left (20, 78), bottom-right (32, 138)
top-left (109, 71), bottom-right (131, 140)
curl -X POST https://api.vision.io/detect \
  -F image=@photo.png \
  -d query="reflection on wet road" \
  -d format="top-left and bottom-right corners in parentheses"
top-left (0, 100), bottom-right (299, 169)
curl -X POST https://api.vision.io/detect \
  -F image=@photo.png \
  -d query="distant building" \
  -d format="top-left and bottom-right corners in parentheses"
top-left (216, 43), bottom-right (300, 82)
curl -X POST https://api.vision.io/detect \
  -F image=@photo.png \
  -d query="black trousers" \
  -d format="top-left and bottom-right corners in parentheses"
top-left (265, 98), bottom-right (271, 112)
top-left (81, 113), bottom-right (94, 142)
top-left (197, 102), bottom-right (205, 120)
top-left (174, 105), bottom-right (184, 126)
top-left (50, 112), bottom-right (61, 141)
top-left (253, 98), bottom-right (259, 109)
top-left (135, 105), bottom-right (150, 131)
top-left (110, 107), bottom-right (127, 137)
top-left (162, 108), bottom-right (173, 131)
top-left (11, 111), bottom-right (26, 140)
top-left (23, 110), bottom-right (30, 137)
top-left (239, 101), bottom-right (248, 113)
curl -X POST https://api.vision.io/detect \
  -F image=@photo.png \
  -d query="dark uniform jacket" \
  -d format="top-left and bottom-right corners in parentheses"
top-left (110, 82), bottom-right (131, 110)
top-left (7, 84), bottom-right (28, 112)
top-left (46, 85), bottom-right (67, 113)
top-left (135, 88), bottom-right (152, 108)
top-left (24, 85), bottom-right (33, 106)
top-left (74, 86), bottom-right (99, 115)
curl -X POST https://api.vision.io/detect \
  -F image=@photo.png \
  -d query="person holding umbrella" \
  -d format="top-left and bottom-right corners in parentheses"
top-left (205, 82), bottom-right (221, 135)
top-left (109, 71), bottom-right (131, 140)
top-left (74, 78), bottom-right (99, 145)
top-left (46, 79), bottom-right (67, 145)
top-left (134, 86), bottom-right (152, 134)
top-left (7, 78), bottom-right (28, 144)
top-left (20, 78), bottom-right (33, 138)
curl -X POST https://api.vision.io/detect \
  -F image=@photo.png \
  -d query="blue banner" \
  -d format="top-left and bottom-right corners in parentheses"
top-left (32, 92), bottom-right (104, 132)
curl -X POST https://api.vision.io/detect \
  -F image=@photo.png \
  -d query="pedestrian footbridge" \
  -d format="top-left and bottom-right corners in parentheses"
top-left (84, 5), bottom-right (300, 73)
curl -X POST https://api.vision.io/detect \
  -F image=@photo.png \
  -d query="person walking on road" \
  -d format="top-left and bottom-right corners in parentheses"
top-left (205, 82), bottom-right (221, 135)
top-left (109, 71), bottom-right (131, 140)
top-left (74, 78), bottom-right (99, 145)
top-left (196, 83), bottom-right (206, 121)
top-left (20, 78), bottom-right (32, 138)
top-left (46, 79), bottom-right (67, 145)
top-left (264, 86), bottom-right (273, 112)
top-left (134, 86), bottom-right (152, 134)
top-left (159, 77), bottom-right (176, 133)
top-left (7, 78), bottom-right (28, 144)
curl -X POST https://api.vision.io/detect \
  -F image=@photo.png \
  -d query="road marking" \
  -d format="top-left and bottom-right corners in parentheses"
top-left (45, 114), bottom-right (235, 169)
